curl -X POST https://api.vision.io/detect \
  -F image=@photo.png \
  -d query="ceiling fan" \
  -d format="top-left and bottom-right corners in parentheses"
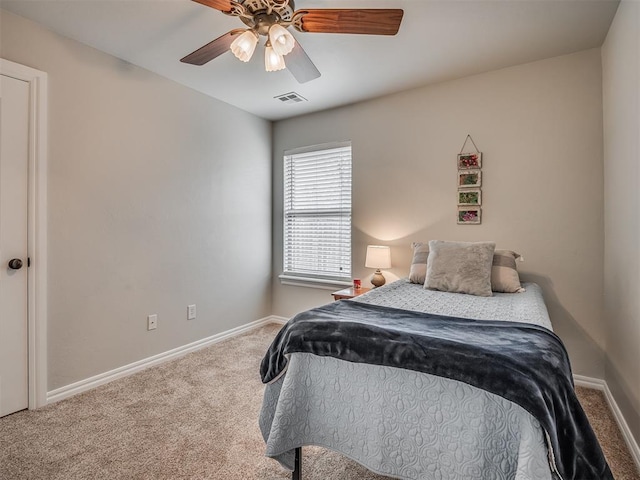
top-left (180, 0), bottom-right (404, 84)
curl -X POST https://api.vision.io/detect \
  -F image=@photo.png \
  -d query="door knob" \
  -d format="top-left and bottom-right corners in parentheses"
top-left (8, 258), bottom-right (23, 270)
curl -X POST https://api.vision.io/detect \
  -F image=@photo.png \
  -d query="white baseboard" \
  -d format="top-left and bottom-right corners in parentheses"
top-left (573, 374), bottom-right (607, 391)
top-left (270, 315), bottom-right (288, 325)
top-left (46, 315), bottom-right (284, 405)
top-left (574, 374), bottom-right (640, 471)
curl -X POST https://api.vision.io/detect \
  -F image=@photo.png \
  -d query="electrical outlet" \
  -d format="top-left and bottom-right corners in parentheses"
top-left (147, 314), bottom-right (158, 331)
top-left (187, 304), bottom-right (196, 320)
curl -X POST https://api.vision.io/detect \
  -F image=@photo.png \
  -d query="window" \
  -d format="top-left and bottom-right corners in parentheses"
top-left (283, 142), bottom-right (352, 284)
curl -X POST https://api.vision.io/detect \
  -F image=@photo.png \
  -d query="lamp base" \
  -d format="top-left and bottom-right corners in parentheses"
top-left (371, 269), bottom-right (386, 288)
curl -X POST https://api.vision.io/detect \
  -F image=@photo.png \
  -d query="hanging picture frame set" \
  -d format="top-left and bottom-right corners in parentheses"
top-left (457, 135), bottom-right (483, 224)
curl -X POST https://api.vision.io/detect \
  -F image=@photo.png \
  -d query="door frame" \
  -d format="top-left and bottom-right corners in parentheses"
top-left (1, 58), bottom-right (48, 409)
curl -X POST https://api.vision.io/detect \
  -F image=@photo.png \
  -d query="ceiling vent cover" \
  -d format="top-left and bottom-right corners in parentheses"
top-left (275, 92), bottom-right (308, 104)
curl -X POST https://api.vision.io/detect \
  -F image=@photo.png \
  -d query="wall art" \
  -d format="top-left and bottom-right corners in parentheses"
top-left (458, 189), bottom-right (482, 206)
top-left (457, 170), bottom-right (482, 188)
top-left (457, 207), bottom-right (482, 225)
top-left (457, 152), bottom-right (482, 169)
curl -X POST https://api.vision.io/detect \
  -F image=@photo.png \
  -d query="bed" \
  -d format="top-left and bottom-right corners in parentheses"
top-left (259, 280), bottom-right (611, 480)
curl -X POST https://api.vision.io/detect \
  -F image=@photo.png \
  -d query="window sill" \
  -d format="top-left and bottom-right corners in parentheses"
top-left (278, 274), bottom-right (352, 291)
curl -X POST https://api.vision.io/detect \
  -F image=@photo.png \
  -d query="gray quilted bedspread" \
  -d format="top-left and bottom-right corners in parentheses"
top-left (259, 281), bottom-right (558, 479)
top-left (353, 281), bottom-right (552, 330)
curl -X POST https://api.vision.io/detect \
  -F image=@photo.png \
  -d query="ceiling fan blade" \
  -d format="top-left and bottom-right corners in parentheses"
top-left (287, 40), bottom-right (321, 84)
top-left (294, 9), bottom-right (404, 36)
top-left (180, 30), bottom-right (243, 65)
top-left (191, 0), bottom-right (233, 13)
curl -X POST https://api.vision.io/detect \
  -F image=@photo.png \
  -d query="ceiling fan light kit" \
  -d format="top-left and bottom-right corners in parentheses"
top-left (231, 23), bottom-right (293, 67)
top-left (182, 0), bottom-right (404, 84)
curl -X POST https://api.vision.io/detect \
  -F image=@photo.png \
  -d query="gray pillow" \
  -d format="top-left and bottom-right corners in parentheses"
top-left (425, 240), bottom-right (496, 297)
top-left (408, 242), bottom-right (429, 284)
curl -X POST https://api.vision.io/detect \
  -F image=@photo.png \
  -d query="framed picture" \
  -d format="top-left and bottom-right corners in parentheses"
top-left (457, 152), bottom-right (482, 169)
top-left (457, 207), bottom-right (481, 225)
top-left (458, 170), bottom-right (481, 188)
top-left (458, 189), bottom-right (481, 206)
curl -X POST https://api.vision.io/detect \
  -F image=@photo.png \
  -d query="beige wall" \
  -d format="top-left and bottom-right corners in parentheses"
top-left (5, 7), bottom-right (634, 438)
top-left (1, 10), bottom-right (272, 390)
top-left (602, 0), bottom-right (640, 443)
top-left (273, 49), bottom-right (606, 379)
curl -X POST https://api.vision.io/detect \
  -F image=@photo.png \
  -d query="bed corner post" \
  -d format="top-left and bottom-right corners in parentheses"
top-left (292, 447), bottom-right (302, 480)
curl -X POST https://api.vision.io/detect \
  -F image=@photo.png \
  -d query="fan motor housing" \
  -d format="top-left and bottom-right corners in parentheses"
top-left (238, 0), bottom-right (296, 33)
top-left (243, 12), bottom-right (281, 35)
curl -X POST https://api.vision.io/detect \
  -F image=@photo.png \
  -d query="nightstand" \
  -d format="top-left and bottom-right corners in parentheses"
top-left (331, 287), bottom-right (371, 301)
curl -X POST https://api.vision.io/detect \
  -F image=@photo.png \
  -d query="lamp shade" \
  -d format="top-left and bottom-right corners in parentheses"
top-left (230, 30), bottom-right (258, 62)
top-left (365, 245), bottom-right (391, 269)
top-left (265, 44), bottom-right (286, 72)
top-left (269, 24), bottom-right (295, 56)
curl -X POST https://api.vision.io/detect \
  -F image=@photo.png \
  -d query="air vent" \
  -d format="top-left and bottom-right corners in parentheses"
top-left (275, 92), bottom-right (308, 104)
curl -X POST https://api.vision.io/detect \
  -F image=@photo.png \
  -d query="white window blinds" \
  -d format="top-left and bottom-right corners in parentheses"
top-left (284, 143), bottom-right (352, 281)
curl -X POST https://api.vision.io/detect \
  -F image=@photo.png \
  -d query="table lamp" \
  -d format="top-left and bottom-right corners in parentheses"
top-left (365, 245), bottom-right (391, 287)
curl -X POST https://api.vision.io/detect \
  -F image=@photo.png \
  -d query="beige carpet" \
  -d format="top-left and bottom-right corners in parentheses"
top-left (1, 323), bottom-right (638, 480)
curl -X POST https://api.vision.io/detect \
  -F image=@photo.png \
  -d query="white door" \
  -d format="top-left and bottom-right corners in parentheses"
top-left (0, 73), bottom-right (30, 417)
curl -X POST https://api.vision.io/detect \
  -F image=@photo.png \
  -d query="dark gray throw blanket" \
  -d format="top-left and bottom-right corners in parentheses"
top-left (260, 300), bottom-right (613, 480)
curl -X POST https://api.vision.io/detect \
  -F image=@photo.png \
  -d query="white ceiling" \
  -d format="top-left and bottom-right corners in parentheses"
top-left (2, 0), bottom-right (619, 121)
